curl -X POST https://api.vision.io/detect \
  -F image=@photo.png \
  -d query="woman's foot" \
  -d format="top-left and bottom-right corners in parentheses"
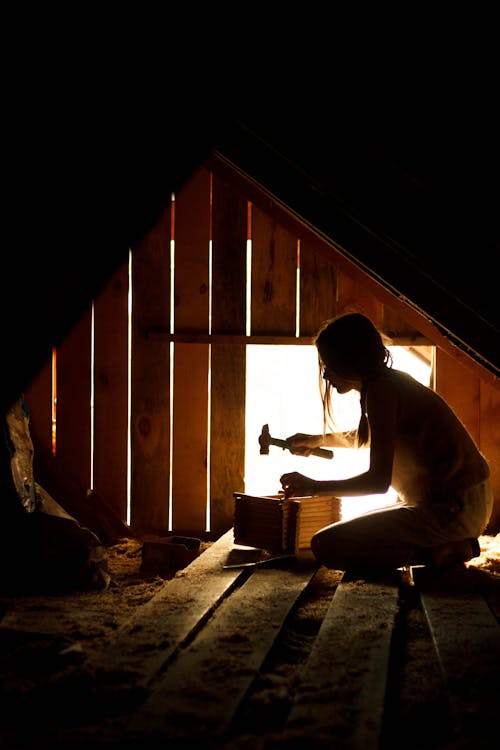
top-left (431, 537), bottom-right (481, 568)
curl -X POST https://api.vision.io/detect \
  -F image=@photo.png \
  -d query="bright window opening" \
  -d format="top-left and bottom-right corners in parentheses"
top-left (245, 345), bottom-right (432, 520)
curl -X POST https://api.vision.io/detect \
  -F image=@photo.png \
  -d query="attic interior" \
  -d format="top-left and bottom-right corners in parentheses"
top-left (2, 22), bottom-right (499, 749)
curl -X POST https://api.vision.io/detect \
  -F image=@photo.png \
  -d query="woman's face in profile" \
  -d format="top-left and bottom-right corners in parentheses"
top-left (322, 365), bottom-right (361, 394)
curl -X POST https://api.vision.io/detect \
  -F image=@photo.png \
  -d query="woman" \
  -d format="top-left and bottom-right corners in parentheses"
top-left (280, 313), bottom-right (492, 572)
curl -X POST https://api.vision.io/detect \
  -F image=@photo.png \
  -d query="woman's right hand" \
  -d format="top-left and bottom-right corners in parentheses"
top-left (286, 433), bottom-right (321, 457)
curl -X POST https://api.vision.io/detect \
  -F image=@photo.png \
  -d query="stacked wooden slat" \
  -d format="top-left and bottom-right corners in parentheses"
top-left (233, 492), bottom-right (341, 556)
top-left (292, 495), bottom-right (342, 558)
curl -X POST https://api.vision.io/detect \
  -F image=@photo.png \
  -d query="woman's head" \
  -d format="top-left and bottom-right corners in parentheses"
top-left (315, 313), bottom-right (391, 383)
top-left (314, 313), bottom-right (392, 445)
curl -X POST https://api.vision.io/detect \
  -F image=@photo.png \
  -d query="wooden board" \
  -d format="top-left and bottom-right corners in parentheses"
top-left (171, 169), bottom-right (211, 530)
top-left (210, 175), bottom-right (247, 533)
top-left (93, 261), bottom-right (129, 519)
top-left (433, 348), bottom-right (480, 444)
top-left (211, 172), bottom-right (247, 334)
top-left (299, 237), bottom-right (338, 336)
top-left (131, 205), bottom-right (172, 532)
top-left (433, 348), bottom-right (500, 530)
top-left (55, 308), bottom-right (92, 490)
top-left (84, 530), bottom-right (240, 684)
top-left (24, 354), bottom-right (53, 463)
top-left (417, 565), bottom-right (500, 745)
top-left (171, 342), bottom-right (209, 532)
top-left (251, 205), bottom-right (297, 335)
top-left (337, 271), bottom-right (385, 328)
top-left (285, 573), bottom-right (400, 748)
top-left (209, 343), bottom-right (246, 534)
top-left (173, 166), bottom-right (211, 332)
top-left (128, 559), bottom-right (318, 740)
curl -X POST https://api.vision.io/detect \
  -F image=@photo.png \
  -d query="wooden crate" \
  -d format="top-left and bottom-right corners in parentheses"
top-left (233, 492), bottom-right (342, 556)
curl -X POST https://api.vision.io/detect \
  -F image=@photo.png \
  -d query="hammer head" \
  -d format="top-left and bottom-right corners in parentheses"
top-left (259, 424), bottom-right (271, 455)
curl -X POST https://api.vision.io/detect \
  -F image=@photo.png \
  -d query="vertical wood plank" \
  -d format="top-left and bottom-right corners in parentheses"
top-left (174, 166), bottom-right (211, 331)
top-left (299, 239), bottom-right (338, 336)
top-left (211, 174), bottom-right (247, 334)
top-left (479, 380), bottom-right (500, 532)
top-left (210, 174), bottom-right (247, 533)
top-left (337, 271), bottom-right (384, 328)
top-left (131, 206), bottom-right (171, 533)
top-left (93, 261), bottom-right (129, 520)
top-left (171, 343), bottom-right (209, 532)
top-left (251, 206), bottom-right (297, 335)
top-left (55, 310), bottom-right (92, 492)
top-left (433, 348), bottom-right (480, 443)
top-left (210, 343), bottom-right (246, 533)
top-left (171, 167), bottom-right (211, 533)
top-left (23, 354), bottom-right (53, 463)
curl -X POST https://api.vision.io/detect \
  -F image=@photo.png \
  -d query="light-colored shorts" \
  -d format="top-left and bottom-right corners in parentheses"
top-left (310, 478), bottom-right (493, 571)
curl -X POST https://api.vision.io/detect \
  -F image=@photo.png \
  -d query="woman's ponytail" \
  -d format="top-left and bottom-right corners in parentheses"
top-left (357, 384), bottom-right (370, 446)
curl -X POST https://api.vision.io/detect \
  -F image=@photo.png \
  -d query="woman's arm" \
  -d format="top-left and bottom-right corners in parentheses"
top-left (281, 379), bottom-right (398, 497)
top-left (286, 430), bottom-right (357, 455)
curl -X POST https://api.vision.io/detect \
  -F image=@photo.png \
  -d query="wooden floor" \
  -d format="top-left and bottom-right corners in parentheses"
top-left (74, 529), bottom-right (500, 749)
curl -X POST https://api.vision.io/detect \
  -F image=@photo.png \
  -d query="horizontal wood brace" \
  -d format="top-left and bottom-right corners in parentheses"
top-left (146, 330), bottom-right (431, 347)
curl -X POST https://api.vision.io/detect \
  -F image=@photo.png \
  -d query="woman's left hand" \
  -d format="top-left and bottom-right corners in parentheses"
top-left (280, 471), bottom-right (316, 498)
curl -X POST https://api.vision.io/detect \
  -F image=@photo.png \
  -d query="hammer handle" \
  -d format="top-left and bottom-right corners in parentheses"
top-left (310, 446), bottom-right (334, 459)
top-left (270, 437), bottom-right (333, 460)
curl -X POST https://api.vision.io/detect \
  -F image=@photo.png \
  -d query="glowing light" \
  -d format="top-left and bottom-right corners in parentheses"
top-left (245, 344), bottom-right (431, 520)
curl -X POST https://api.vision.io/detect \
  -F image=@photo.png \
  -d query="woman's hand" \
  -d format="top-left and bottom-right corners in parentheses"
top-left (280, 471), bottom-right (317, 498)
top-left (286, 433), bottom-right (321, 457)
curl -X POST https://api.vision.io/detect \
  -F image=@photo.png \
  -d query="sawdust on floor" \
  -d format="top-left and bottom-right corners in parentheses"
top-left (0, 534), bottom-right (499, 748)
top-left (2, 535), bottom-right (498, 654)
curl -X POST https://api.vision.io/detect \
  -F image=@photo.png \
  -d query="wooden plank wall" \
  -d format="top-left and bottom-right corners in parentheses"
top-left (433, 350), bottom-right (500, 532)
top-left (23, 163), bottom-right (500, 539)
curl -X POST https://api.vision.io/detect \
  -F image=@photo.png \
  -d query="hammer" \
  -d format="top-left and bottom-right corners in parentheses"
top-left (259, 424), bottom-right (333, 459)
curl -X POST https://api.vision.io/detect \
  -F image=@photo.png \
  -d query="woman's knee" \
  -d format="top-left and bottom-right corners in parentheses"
top-left (310, 530), bottom-right (323, 561)
top-left (311, 516), bottom-right (397, 571)
top-left (311, 524), bottom-right (351, 569)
